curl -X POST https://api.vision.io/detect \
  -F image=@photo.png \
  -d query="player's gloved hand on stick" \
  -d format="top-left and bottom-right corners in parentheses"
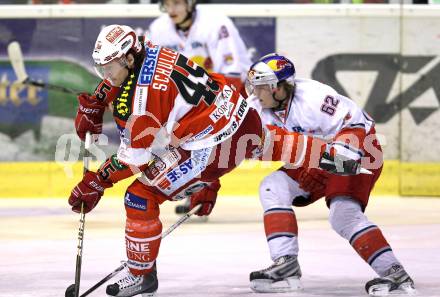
top-left (75, 93), bottom-right (106, 141)
top-left (68, 171), bottom-right (112, 213)
top-left (298, 167), bottom-right (328, 193)
top-left (319, 143), bottom-right (362, 176)
top-left (189, 180), bottom-right (221, 216)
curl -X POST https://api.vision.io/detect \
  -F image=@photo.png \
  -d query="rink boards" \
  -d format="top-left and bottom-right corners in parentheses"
top-left (0, 5), bottom-right (439, 197)
top-left (0, 159), bottom-right (439, 198)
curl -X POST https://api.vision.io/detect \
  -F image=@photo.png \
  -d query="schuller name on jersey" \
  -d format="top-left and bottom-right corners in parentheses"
top-left (139, 45), bottom-right (178, 91)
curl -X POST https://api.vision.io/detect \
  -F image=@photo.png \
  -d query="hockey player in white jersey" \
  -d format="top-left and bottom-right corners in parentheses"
top-left (148, 0), bottom-right (252, 214)
top-left (148, 0), bottom-right (251, 90)
top-left (245, 53), bottom-right (416, 296)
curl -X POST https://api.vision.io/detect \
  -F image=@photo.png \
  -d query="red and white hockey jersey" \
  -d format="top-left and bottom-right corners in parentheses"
top-left (96, 42), bottom-right (250, 167)
top-left (147, 7), bottom-right (251, 80)
top-left (248, 78), bottom-right (375, 156)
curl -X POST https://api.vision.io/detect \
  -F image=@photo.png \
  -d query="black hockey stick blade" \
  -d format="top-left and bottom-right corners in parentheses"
top-left (65, 263), bottom-right (127, 297)
top-left (23, 77), bottom-right (81, 95)
top-left (65, 204), bottom-right (203, 296)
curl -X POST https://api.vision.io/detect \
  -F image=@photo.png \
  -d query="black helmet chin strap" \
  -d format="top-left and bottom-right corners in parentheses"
top-left (272, 83), bottom-right (295, 111)
top-left (272, 92), bottom-right (292, 111)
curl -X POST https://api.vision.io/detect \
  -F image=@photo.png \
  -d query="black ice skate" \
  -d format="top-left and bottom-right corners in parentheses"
top-left (250, 255), bottom-right (303, 293)
top-left (106, 268), bottom-right (158, 297)
top-left (365, 264), bottom-right (416, 296)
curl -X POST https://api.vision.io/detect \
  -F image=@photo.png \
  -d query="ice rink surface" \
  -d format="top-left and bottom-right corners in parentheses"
top-left (1, 195), bottom-right (439, 297)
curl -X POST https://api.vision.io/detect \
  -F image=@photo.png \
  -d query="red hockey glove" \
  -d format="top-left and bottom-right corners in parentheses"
top-left (298, 168), bottom-right (328, 194)
top-left (189, 181), bottom-right (221, 216)
top-left (68, 171), bottom-right (112, 213)
top-left (75, 93), bottom-right (106, 141)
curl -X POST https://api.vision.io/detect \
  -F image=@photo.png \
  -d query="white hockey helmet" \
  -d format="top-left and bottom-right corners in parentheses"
top-left (92, 24), bottom-right (142, 66)
top-left (92, 25), bottom-right (142, 85)
top-left (246, 53), bottom-right (296, 95)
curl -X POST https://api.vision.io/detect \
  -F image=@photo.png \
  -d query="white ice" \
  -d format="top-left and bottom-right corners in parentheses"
top-left (0, 196), bottom-right (439, 297)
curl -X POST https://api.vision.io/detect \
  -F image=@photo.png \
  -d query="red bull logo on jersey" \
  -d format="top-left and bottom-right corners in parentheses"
top-left (223, 54), bottom-right (234, 65)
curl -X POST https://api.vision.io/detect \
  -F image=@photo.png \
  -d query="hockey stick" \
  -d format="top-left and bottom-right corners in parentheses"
top-left (7, 41), bottom-right (81, 95)
top-left (65, 203), bottom-right (202, 297)
top-left (73, 132), bottom-right (92, 297)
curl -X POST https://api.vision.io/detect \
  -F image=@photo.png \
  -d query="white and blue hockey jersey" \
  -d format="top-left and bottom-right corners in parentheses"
top-left (248, 78), bottom-right (374, 141)
top-left (148, 7), bottom-right (251, 80)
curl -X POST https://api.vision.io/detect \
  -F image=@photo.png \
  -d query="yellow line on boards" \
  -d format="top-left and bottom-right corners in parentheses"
top-left (0, 160), bottom-right (439, 198)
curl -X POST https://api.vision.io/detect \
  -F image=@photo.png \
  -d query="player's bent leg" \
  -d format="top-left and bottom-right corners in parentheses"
top-left (328, 197), bottom-right (415, 296)
top-left (107, 181), bottom-right (162, 297)
top-left (250, 171), bottom-right (303, 293)
top-left (259, 170), bottom-right (305, 260)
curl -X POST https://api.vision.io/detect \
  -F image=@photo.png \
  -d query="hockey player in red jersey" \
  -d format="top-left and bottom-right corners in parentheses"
top-left (68, 25), bottom-right (346, 297)
top-left (245, 53), bottom-right (415, 296)
top-left (149, 0), bottom-right (253, 214)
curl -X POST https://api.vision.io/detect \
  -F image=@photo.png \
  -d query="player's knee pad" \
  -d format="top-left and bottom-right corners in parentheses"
top-left (328, 196), bottom-right (369, 239)
top-left (259, 170), bottom-right (306, 211)
top-left (124, 189), bottom-right (162, 275)
top-left (329, 197), bottom-right (391, 265)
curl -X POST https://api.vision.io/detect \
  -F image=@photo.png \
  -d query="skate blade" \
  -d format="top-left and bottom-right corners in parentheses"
top-left (140, 291), bottom-right (157, 297)
top-left (106, 292), bottom-right (155, 297)
top-left (250, 277), bottom-right (303, 293)
top-left (136, 291), bottom-right (157, 297)
top-left (368, 283), bottom-right (417, 296)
